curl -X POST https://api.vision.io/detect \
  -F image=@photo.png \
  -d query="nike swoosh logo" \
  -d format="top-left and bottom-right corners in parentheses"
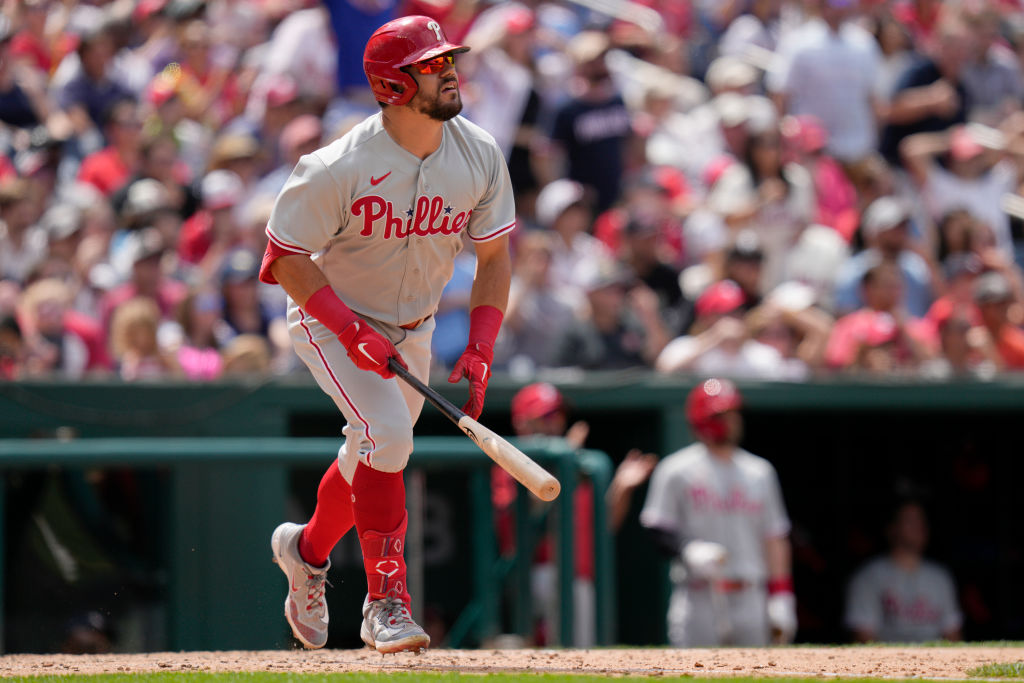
top-left (479, 362), bottom-right (488, 376)
top-left (370, 172), bottom-right (391, 186)
top-left (291, 577), bottom-right (300, 593)
top-left (357, 342), bottom-right (380, 365)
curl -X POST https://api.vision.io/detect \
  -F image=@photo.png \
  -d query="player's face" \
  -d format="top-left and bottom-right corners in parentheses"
top-left (408, 54), bottom-right (462, 121)
top-left (718, 410), bottom-right (743, 445)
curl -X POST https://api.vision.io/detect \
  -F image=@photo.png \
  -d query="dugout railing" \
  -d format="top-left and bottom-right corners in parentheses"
top-left (0, 436), bottom-right (614, 653)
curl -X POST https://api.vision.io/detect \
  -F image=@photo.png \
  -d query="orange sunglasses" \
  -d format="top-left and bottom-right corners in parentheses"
top-left (411, 54), bottom-right (455, 74)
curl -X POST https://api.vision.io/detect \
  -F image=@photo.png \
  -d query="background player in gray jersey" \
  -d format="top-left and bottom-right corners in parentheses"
top-left (263, 16), bottom-right (514, 653)
top-left (845, 498), bottom-right (962, 642)
top-left (640, 378), bottom-right (797, 646)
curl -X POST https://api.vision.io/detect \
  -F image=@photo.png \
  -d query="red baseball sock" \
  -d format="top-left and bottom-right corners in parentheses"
top-left (298, 461), bottom-right (354, 568)
top-left (352, 462), bottom-right (409, 603)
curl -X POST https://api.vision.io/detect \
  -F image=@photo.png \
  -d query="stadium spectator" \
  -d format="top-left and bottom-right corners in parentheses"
top-left (545, 31), bottom-right (631, 213)
top-left (108, 295), bottom-right (181, 381)
top-left (880, 15), bottom-right (974, 164)
top-left (99, 227), bottom-right (186, 330)
top-left (825, 261), bottom-right (936, 373)
top-left (0, 177), bottom-right (46, 283)
top-left (656, 279), bottom-right (793, 379)
top-left (76, 98), bottom-right (143, 197)
top-left (495, 230), bottom-right (576, 374)
top-left (901, 122), bottom-right (1023, 260)
top-left (17, 277), bottom-right (109, 378)
top-left (768, 0), bottom-right (883, 164)
top-left (973, 270), bottom-right (1024, 370)
top-left (534, 178), bottom-right (611, 312)
top-left (834, 196), bottom-right (936, 317)
top-left (552, 259), bottom-right (669, 370)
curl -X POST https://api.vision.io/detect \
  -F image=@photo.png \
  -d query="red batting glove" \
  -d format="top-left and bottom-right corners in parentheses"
top-left (447, 342), bottom-right (493, 419)
top-left (303, 285), bottom-right (406, 379)
top-left (448, 305), bottom-right (503, 419)
top-left (338, 319), bottom-right (406, 379)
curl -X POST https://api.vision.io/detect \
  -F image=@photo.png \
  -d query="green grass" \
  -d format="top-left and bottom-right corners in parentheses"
top-left (969, 662), bottom-right (1024, 678)
top-left (5, 674), bottom-right (986, 683)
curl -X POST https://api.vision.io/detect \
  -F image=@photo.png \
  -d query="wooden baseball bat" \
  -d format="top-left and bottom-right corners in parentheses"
top-left (389, 359), bottom-right (561, 502)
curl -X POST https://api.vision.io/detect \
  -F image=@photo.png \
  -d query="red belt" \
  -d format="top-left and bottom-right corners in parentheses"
top-left (399, 314), bottom-right (432, 330)
top-left (688, 579), bottom-right (753, 593)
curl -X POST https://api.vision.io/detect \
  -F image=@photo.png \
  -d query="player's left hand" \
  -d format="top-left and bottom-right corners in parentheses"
top-left (447, 342), bottom-right (493, 419)
top-left (767, 590), bottom-right (797, 644)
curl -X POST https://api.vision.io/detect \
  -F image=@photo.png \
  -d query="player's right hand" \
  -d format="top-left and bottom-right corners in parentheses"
top-left (337, 319), bottom-right (407, 379)
top-left (682, 540), bottom-right (728, 579)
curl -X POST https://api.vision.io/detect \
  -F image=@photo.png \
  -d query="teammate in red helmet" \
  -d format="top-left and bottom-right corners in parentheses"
top-left (640, 378), bottom-right (797, 646)
top-left (265, 14), bottom-right (514, 652)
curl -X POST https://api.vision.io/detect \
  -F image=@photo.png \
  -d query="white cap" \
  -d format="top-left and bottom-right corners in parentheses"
top-left (535, 179), bottom-right (586, 227)
top-left (201, 170), bottom-right (244, 211)
top-left (862, 196), bottom-right (910, 238)
top-left (767, 281), bottom-right (817, 312)
top-left (705, 55), bottom-right (758, 92)
top-left (706, 163), bottom-right (756, 216)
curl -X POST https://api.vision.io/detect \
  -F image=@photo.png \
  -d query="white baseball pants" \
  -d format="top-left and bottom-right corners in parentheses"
top-left (287, 302), bottom-right (434, 482)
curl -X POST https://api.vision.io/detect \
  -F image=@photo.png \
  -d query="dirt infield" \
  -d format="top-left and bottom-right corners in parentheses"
top-left (1, 646), bottom-right (1022, 679)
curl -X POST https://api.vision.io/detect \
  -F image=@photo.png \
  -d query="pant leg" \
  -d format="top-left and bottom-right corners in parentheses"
top-left (287, 305), bottom-right (433, 480)
top-left (728, 585), bottom-right (769, 646)
top-left (668, 584), bottom-right (720, 647)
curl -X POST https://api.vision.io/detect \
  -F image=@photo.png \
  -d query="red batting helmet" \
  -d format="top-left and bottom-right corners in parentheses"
top-left (685, 378), bottom-right (742, 442)
top-left (511, 383), bottom-right (564, 422)
top-left (363, 15), bottom-right (469, 106)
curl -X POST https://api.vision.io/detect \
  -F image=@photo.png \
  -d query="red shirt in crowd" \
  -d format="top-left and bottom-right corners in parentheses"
top-left (77, 147), bottom-right (132, 197)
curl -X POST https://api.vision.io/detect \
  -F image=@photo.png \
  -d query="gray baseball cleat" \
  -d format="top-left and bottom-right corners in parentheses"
top-left (271, 522), bottom-right (330, 649)
top-left (360, 594), bottom-right (430, 653)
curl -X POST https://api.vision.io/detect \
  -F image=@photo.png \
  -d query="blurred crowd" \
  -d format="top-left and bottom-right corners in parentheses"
top-left (4, 0), bottom-right (1024, 382)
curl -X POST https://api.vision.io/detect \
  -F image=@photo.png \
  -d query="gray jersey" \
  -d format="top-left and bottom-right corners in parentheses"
top-left (640, 443), bottom-right (791, 582)
top-left (844, 556), bottom-right (962, 642)
top-left (266, 112), bottom-right (515, 326)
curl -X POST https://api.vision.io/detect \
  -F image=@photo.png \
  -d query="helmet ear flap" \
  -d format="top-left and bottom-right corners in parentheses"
top-left (368, 69), bottom-right (417, 106)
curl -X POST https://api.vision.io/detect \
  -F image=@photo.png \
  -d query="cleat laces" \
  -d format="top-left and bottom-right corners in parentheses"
top-left (382, 597), bottom-right (414, 627)
top-left (304, 572), bottom-right (330, 616)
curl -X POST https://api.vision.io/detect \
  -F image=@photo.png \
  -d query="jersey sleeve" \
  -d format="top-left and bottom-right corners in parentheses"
top-left (639, 457), bottom-right (683, 537)
top-left (264, 152), bottom-right (346, 260)
top-left (843, 564), bottom-right (882, 633)
top-left (467, 143), bottom-right (516, 242)
top-left (760, 464), bottom-right (792, 539)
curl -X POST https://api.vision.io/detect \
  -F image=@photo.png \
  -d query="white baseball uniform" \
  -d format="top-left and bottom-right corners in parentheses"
top-left (640, 443), bottom-right (791, 646)
top-left (844, 556), bottom-right (962, 642)
top-left (262, 112), bottom-right (515, 480)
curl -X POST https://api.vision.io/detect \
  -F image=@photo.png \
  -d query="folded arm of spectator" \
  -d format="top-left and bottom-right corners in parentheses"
top-left (782, 306), bottom-right (834, 371)
top-left (899, 129), bottom-right (952, 187)
top-left (887, 79), bottom-right (960, 126)
top-left (655, 316), bottom-right (747, 373)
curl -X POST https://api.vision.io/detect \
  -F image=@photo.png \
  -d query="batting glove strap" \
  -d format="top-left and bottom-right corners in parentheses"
top-left (466, 305), bottom-right (503, 348)
top-left (302, 285), bottom-right (360, 337)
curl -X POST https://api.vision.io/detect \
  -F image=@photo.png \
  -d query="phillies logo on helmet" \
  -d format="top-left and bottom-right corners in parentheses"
top-left (353, 194), bottom-right (471, 239)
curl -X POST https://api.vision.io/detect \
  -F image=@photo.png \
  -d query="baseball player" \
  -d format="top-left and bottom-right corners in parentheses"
top-left (263, 16), bottom-right (514, 653)
top-left (844, 498), bottom-right (962, 642)
top-left (640, 378), bottom-right (797, 647)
